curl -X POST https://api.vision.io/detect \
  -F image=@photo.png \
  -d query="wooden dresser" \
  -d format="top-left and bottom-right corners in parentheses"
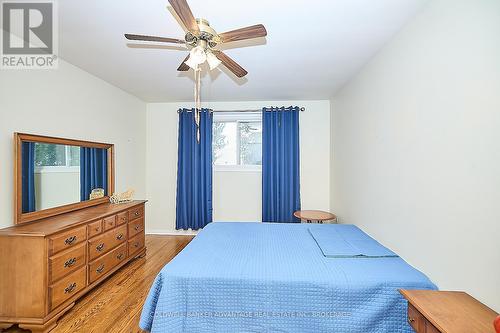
top-left (0, 200), bottom-right (146, 333)
top-left (400, 289), bottom-right (499, 333)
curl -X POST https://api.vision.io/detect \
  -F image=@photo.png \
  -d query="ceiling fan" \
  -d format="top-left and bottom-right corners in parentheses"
top-left (124, 0), bottom-right (267, 78)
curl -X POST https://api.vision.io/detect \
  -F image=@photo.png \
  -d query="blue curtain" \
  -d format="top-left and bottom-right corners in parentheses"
top-left (176, 109), bottom-right (213, 230)
top-left (80, 147), bottom-right (108, 201)
top-left (21, 142), bottom-right (36, 213)
top-left (262, 107), bottom-right (301, 222)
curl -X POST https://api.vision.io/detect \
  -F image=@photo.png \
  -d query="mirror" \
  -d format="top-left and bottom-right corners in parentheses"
top-left (15, 133), bottom-right (114, 224)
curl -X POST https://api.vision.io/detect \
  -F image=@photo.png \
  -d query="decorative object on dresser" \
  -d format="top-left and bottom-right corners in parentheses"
top-left (109, 188), bottom-right (135, 204)
top-left (494, 315), bottom-right (500, 333)
top-left (0, 133), bottom-right (147, 333)
top-left (89, 188), bottom-right (105, 200)
top-left (400, 289), bottom-right (499, 333)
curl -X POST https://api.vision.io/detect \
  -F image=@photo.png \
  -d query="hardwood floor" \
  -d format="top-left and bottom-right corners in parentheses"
top-left (2, 235), bottom-right (193, 333)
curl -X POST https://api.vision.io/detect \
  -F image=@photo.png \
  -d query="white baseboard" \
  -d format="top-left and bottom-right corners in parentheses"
top-left (146, 229), bottom-right (198, 236)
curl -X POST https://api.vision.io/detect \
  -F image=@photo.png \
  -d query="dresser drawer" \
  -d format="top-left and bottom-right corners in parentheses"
top-left (87, 220), bottom-right (102, 238)
top-left (88, 243), bottom-right (127, 284)
top-left (128, 217), bottom-right (144, 238)
top-left (88, 224), bottom-right (127, 261)
top-left (117, 211), bottom-right (128, 225)
top-left (49, 243), bottom-right (86, 283)
top-left (49, 266), bottom-right (86, 310)
top-left (49, 226), bottom-right (87, 255)
top-left (129, 205), bottom-right (144, 221)
top-left (408, 303), bottom-right (426, 333)
top-left (128, 232), bottom-right (145, 257)
top-left (103, 215), bottom-right (117, 231)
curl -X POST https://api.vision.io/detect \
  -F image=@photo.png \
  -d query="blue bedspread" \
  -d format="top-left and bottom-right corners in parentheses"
top-left (140, 223), bottom-right (437, 333)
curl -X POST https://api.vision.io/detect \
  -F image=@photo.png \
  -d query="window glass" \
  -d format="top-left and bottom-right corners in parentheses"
top-left (35, 143), bottom-right (65, 166)
top-left (68, 146), bottom-right (80, 166)
top-left (212, 112), bottom-right (262, 168)
top-left (213, 122), bottom-right (237, 165)
top-left (239, 121), bottom-right (262, 165)
top-left (34, 143), bottom-right (80, 167)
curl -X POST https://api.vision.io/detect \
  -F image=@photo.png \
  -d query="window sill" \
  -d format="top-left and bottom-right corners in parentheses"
top-left (213, 165), bottom-right (262, 173)
top-left (35, 166), bottom-right (80, 173)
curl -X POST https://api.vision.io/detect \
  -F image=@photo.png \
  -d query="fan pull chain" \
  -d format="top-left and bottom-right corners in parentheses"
top-left (194, 67), bottom-right (201, 143)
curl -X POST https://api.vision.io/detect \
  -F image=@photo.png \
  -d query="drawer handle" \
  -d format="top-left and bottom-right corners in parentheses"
top-left (95, 227), bottom-right (100, 231)
top-left (408, 317), bottom-right (415, 323)
top-left (135, 211), bottom-right (140, 216)
top-left (96, 243), bottom-right (105, 252)
top-left (64, 257), bottom-right (77, 267)
top-left (96, 264), bottom-right (105, 273)
top-left (64, 236), bottom-right (77, 245)
top-left (134, 242), bottom-right (139, 248)
top-left (134, 225), bottom-right (140, 231)
top-left (64, 282), bottom-right (77, 294)
top-left (117, 253), bottom-right (124, 260)
top-left (116, 233), bottom-right (124, 240)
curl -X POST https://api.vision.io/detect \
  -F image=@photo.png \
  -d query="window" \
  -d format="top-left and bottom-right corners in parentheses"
top-left (34, 143), bottom-right (80, 172)
top-left (213, 112), bottom-right (262, 170)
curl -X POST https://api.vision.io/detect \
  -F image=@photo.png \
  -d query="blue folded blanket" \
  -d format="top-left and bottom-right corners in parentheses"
top-left (308, 225), bottom-right (398, 258)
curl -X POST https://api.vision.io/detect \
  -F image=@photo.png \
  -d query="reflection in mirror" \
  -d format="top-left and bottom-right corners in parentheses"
top-left (21, 142), bottom-right (108, 213)
top-left (80, 147), bottom-right (108, 200)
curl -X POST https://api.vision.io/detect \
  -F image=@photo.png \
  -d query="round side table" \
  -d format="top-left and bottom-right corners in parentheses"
top-left (293, 210), bottom-right (337, 224)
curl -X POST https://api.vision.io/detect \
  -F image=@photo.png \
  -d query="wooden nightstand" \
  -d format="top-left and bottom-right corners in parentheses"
top-left (293, 210), bottom-right (337, 223)
top-left (400, 290), bottom-right (498, 333)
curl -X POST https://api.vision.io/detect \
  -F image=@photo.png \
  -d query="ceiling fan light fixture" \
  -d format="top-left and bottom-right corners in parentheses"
top-left (187, 45), bottom-right (207, 68)
top-left (206, 52), bottom-right (222, 70)
top-left (184, 56), bottom-right (199, 70)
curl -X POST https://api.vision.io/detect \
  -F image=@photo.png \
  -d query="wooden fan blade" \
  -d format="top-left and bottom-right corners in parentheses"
top-left (213, 51), bottom-right (248, 78)
top-left (177, 54), bottom-right (190, 71)
top-left (218, 24), bottom-right (267, 43)
top-left (125, 34), bottom-right (185, 44)
top-left (168, 0), bottom-right (200, 34)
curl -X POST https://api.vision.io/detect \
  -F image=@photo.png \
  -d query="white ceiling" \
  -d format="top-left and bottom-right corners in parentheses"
top-left (58, 0), bottom-right (427, 102)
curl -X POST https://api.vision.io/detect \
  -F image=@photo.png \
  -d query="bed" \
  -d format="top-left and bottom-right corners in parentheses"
top-left (140, 222), bottom-right (437, 332)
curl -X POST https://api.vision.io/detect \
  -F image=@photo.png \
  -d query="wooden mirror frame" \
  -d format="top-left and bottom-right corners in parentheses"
top-left (14, 133), bottom-right (115, 225)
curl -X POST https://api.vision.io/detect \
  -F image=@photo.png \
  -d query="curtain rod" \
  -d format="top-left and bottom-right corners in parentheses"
top-left (177, 107), bottom-right (306, 113)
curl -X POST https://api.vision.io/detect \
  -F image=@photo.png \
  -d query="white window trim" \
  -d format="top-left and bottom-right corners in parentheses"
top-left (213, 164), bottom-right (262, 172)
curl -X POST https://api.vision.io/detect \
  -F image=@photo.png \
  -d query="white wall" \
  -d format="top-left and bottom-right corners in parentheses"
top-left (331, 0), bottom-right (500, 311)
top-left (0, 60), bottom-right (147, 228)
top-left (146, 100), bottom-right (331, 234)
top-left (213, 171), bottom-right (262, 222)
